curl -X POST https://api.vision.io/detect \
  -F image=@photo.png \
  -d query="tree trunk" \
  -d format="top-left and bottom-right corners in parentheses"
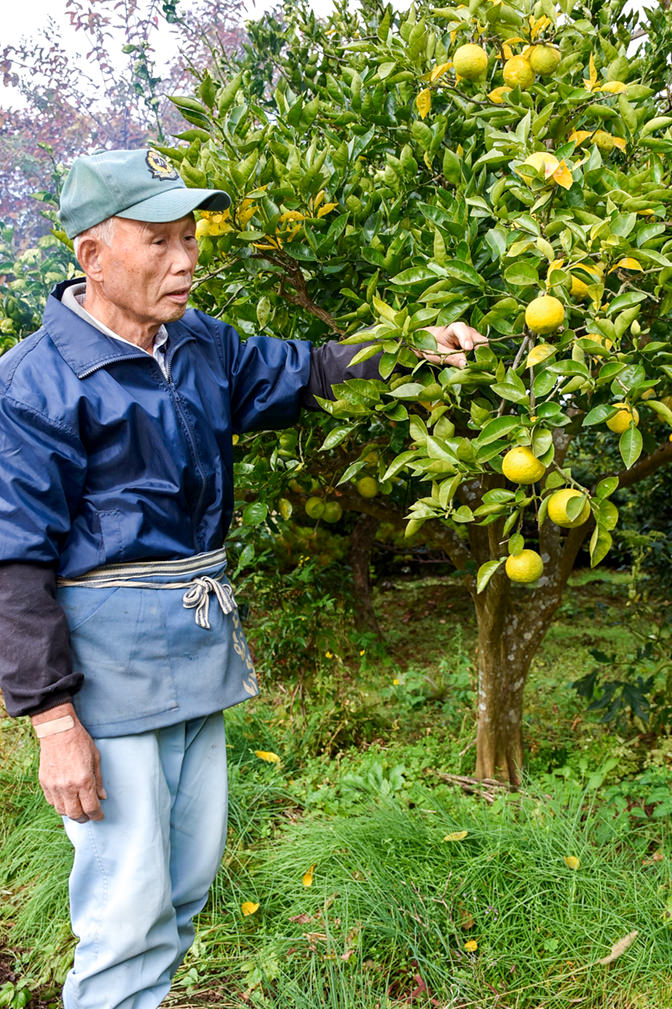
top-left (473, 573), bottom-right (526, 785)
top-left (349, 513), bottom-right (381, 636)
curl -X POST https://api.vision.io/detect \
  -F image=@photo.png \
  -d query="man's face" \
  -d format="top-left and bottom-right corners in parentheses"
top-left (95, 215), bottom-right (199, 329)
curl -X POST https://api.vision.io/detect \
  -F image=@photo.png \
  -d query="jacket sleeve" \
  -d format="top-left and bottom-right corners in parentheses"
top-left (226, 331), bottom-right (313, 434)
top-left (0, 394), bottom-right (87, 716)
top-left (0, 563), bottom-right (81, 716)
top-left (299, 341), bottom-right (383, 410)
top-left (0, 394), bottom-right (87, 564)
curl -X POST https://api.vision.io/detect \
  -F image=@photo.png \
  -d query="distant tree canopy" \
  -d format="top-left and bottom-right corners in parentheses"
top-left (0, 0), bottom-right (246, 244)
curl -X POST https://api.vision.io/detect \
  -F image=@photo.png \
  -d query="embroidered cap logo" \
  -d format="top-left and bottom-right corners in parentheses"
top-left (146, 150), bottom-right (179, 181)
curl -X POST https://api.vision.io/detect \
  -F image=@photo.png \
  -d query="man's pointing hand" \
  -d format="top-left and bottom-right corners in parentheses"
top-left (416, 322), bottom-right (488, 368)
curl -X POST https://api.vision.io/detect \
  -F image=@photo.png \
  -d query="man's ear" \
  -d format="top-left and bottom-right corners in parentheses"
top-left (76, 238), bottom-right (105, 281)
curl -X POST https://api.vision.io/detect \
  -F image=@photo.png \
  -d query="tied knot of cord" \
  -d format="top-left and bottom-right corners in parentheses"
top-left (182, 576), bottom-right (236, 629)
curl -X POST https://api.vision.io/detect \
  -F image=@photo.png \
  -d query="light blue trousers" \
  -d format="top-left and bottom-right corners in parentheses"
top-left (62, 713), bottom-right (228, 1009)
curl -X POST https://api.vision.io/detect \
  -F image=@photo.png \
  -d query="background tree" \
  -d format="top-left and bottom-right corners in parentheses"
top-left (0, 0), bottom-right (245, 244)
top-left (163, 0), bottom-right (672, 784)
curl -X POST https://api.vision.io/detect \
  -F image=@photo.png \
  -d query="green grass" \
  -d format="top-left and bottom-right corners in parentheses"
top-left (2, 571), bottom-right (672, 1007)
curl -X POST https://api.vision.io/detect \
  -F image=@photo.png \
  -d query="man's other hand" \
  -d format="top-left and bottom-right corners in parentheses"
top-left (416, 322), bottom-right (488, 368)
top-left (32, 703), bottom-right (106, 822)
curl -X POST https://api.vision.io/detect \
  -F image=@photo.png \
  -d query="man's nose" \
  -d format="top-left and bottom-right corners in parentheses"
top-left (172, 243), bottom-right (196, 273)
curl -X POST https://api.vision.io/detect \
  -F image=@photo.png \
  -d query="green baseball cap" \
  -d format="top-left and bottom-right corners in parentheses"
top-left (60, 148), bottom-right (231, 239)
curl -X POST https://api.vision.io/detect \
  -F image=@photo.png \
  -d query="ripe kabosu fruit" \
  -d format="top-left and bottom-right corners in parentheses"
top-left (505, 550), bottom-right (544, 583)
top-left (547, 489), bottom-right (591, 528)
top-left (453, 44), bottom-right (488, 80)
top-left (606, 403), bottom-right (639, 433)
top-left (570, 263), bottom-right (603, 299)
top-left (528, 45), bottom-right (561, 76)
top-left (502, 446), bottom-right (546, 484)
top-left (503, 56), bottom-right (535, 89)
top-left (525, 295), bottom-right (565, 335)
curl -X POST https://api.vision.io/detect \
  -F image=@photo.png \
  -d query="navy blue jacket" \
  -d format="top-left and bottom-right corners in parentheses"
top-left (0, 279), bottom-right (377, 715)
top-left (0, 279), bottom-right (313, 577)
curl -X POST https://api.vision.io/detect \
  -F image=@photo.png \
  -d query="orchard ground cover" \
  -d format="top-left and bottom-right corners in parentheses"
top-left (1, 569), bottom-right (671, 1008)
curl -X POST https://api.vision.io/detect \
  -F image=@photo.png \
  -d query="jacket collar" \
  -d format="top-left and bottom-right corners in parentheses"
top-left (45, 278), bottom-right (194, 379)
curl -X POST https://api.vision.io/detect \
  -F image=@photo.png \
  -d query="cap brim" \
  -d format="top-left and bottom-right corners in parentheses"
top-left (115, 187), bottom-right (231, 223)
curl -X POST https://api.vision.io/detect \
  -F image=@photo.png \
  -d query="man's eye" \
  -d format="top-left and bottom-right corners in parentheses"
top-left (153, 239), bottom-right (165, 246)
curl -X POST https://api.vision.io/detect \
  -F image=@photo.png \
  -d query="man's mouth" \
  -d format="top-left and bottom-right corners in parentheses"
top-left (166, 288), bottom-right (191, 303)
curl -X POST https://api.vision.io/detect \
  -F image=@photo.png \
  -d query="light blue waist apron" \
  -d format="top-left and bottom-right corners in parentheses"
top-left (56, 548), bottom-right (258, 737)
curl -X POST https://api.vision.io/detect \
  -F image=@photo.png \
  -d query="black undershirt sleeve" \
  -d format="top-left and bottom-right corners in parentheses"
top-left (299, 342), bottom-right (385, 410)
top-left (0, 563), bottom-right (81, 717)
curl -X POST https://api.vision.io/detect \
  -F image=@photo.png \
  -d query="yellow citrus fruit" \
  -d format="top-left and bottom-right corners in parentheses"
top-left (453, 44), bottom-right (489, 80)
top-left (570, 263), bottom-right (603, 299)
top-left (528, 45), bottom-right (561, 76)
top-left (505, 549), bottom-right (544, 583)
top-left (593, 130), bottom-right (615, 152)
top-left (488, 85), bottom-right (512, 104)
top-left (305, 496), bottom-right (325, 519)
top-left (547, 488), bottom-right (591, 528)
top-left (503, 55), bottom-right (535, 89)
top-left (526, 343), bottom-right (555, 367)
top-left (195, 218), bottom-right (211, 239)
top-left (356, 476), bottom-right (379, 498)
top-left (525, 295), bottom-right (565, 335)
top-left (606, 403), bottom-right (639, 433)
top-left (322, 501), bottom-right (343, 523)
top-left (502, 446), bottom-right (546, 484)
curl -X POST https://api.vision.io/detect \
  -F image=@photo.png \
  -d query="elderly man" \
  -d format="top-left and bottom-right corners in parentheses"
top-left (0, 148), bottom-right (485, 1008)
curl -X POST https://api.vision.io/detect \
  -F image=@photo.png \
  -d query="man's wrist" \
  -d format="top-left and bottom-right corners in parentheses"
top-left (34, 715), bottom-right (76, 738)
top-left (31, 701), bottom-right (78, 738)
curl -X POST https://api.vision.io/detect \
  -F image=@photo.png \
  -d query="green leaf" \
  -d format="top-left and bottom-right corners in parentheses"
top-left (452, 505), bottom-right (474, 523)
top-left (389, 382), bottom-right (427, 399)
top-left (619, 425), bottom-right (643, 469)
top-left (242, 501), bottom-right (268, 526)
top-left (583, 404), bottom-right (614, 426)
top-left (606, 291), bottom-right (648, 315)
top-left (482, 488), bottom-right (516, 505)
top-left (320, 425), bottom-right (355, 451)
top-left (503, 261), bottom-right (539, 286)
top-left (590, 526), bottom-right (613, 568)
top-left (639, 115), bottom-right (672, 139)
top-left (390, 266), bottom-right (438, 286)
top-left (476, 416), bottom-right (523, 445)
top-left (381, 451), bottom-right (416, 481)
top-left (509, 533), bottom-right (525, 555)
top-left (348, 343), bottom-right (384, 367)
top-left (646, 399), bottom-right (672, 425)
top-left (337, 459), bottom-right (369, 485)
top-left (595, 476), bottom-right (619, 499)
top-left (441, 261), bottom-right (484, 288)
top-left (233, 542), bottom-right (255, 576)
top-left (476, 559), bottom-right (504, 594)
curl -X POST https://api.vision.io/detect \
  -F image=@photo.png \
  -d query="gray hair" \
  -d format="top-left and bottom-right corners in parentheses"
top-left (73, 218), bottom-right (117, 264)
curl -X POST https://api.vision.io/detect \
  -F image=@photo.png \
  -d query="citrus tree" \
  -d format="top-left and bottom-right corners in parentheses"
top-left (162, 0), bottom-right (672, 783)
